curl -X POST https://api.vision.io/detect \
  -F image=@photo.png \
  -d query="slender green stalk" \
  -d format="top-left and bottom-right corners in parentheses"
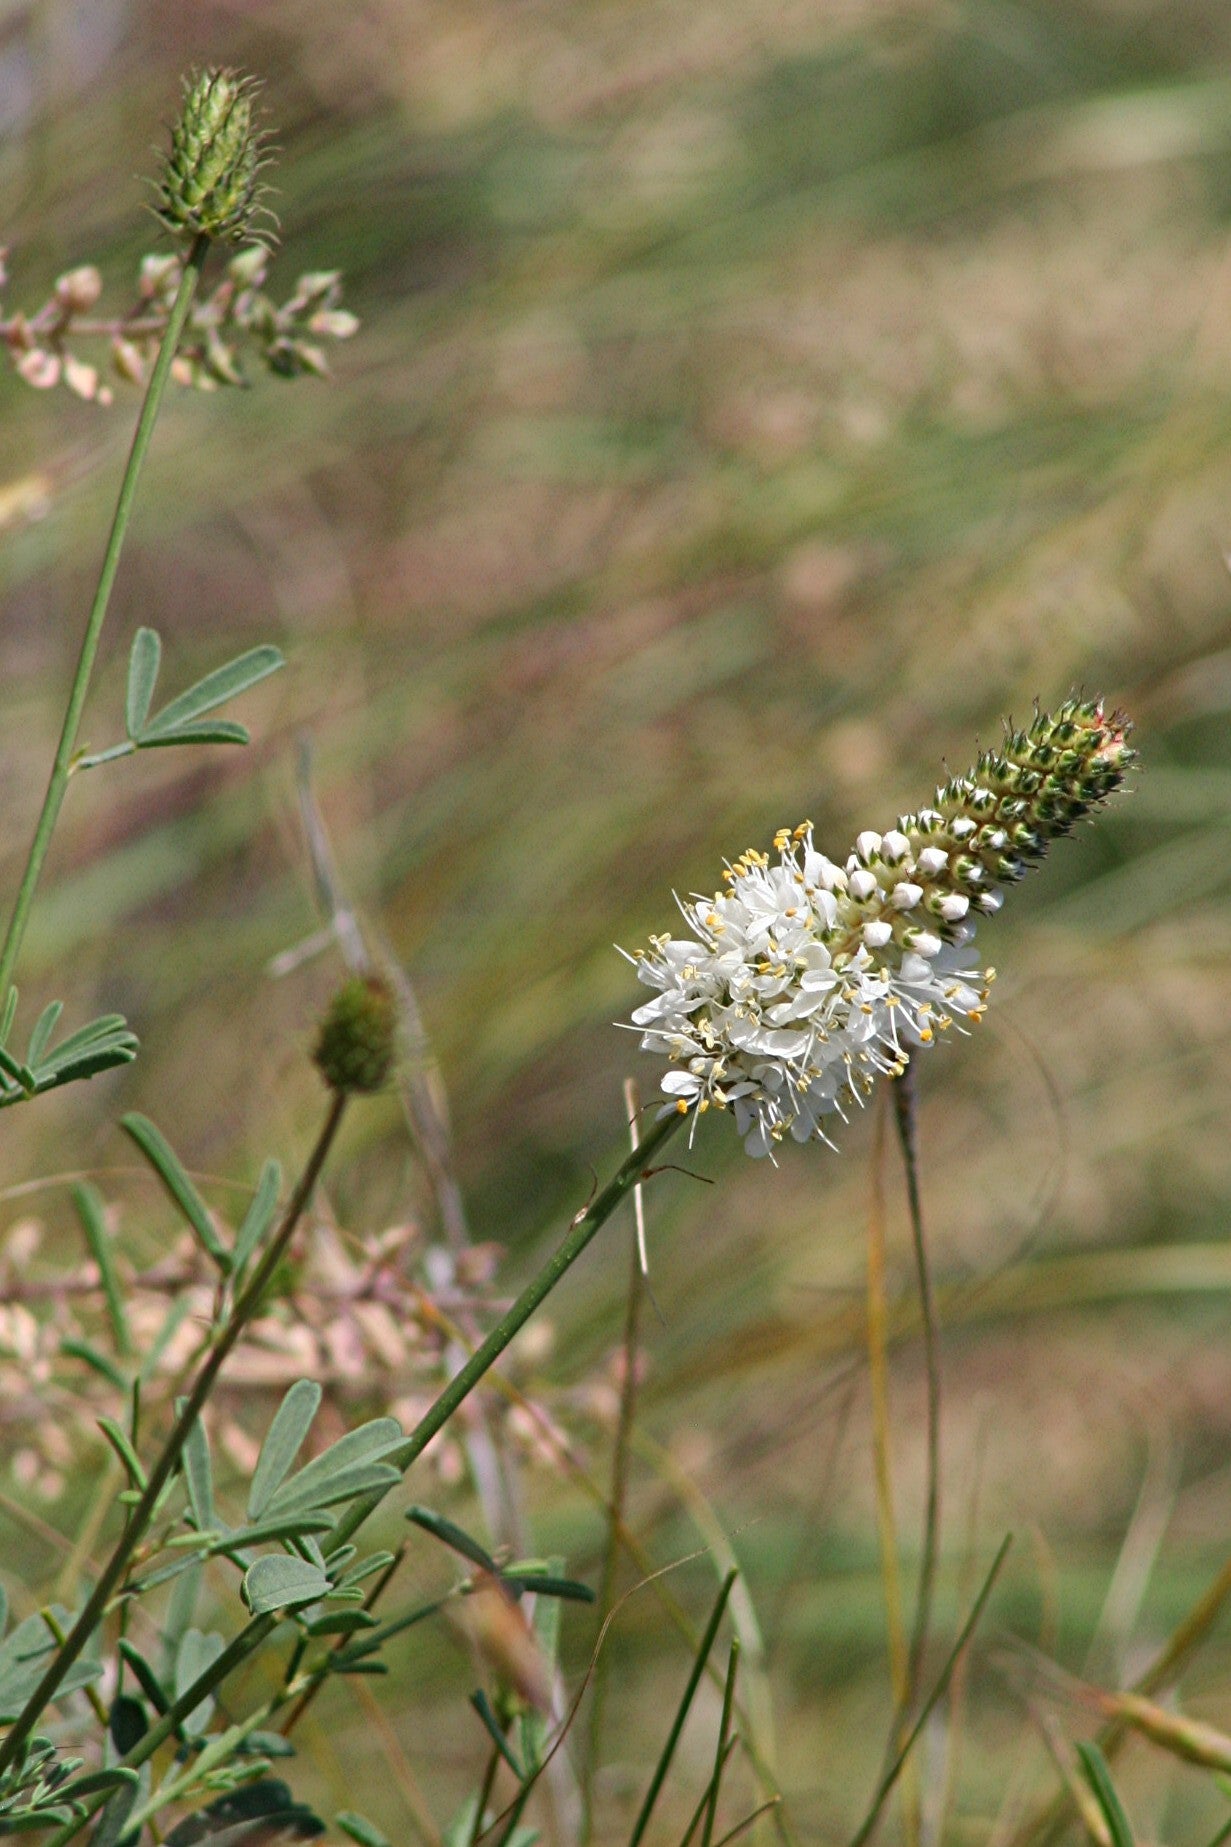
top-left (46, 1108), bottom-right (684, 1840)
top-left (893, 1065), bottom-right (941, 1718)
top-left (847, 1534), bottom-right (1013, 1847)
top-left (0, 234), bottom-right (211, 1005)
top-left (327, 1107), bottom-right (684, 1554)
top-left (700, 1638), bottom-right (740, 1847)
top-left (629, 1570), bottom-right (738, 1847)
top-left (585, 1081), bottom-right (650, 1830)
top-left (0, 1089), bottom-right (347, 1775)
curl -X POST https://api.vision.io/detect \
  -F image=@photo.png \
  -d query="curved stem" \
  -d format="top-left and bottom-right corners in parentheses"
top-left (0, 1089), bottom-right (346, 1775)
top-left (0, 232), bottom-right (210, 1005)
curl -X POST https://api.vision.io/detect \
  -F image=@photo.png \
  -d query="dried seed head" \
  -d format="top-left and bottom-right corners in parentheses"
top-left (154, 69), bottom-right (275, 246)
top-left (313, 977), bottom-right (397, 1095)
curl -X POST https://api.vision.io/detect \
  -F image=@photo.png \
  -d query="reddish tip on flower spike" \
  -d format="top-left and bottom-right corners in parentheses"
top-left (624, 696), bottom-right (1134, 1156)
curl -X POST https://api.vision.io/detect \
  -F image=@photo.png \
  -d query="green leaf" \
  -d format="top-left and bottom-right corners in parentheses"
top-left (121, 1113), bottom-right (229, 1272)
top-left (97, 1416), bottom-right (147, 1489)
top-left (125, 627), bottom-right (162, 737)
top-left (175, 1628), bottom-right (226, 1735)
top-left (470, 1689), bottom-right (524, 1777)
top-left (59, 1765), bottom-right (139, 1801)
top-left (242, 1556), bottom-right (332, 1615)
top-left (248, 1380), bottom-right (322, 1520)
top-left (180, 1403), bottom-right (215, 1533)
top-left (499, 1568), bottom-right (595, 1604)
top-left (300, 1610), bottom-right (378, 1638)
top-left (0, 986), bottom-right (17, 1049)
top-left (116, 1641), bottom-right (170, 1715)
top-left (137, 721), bottom-right (250, 749)
top-left (72, 1182), bottom-right (131, 1357)
top-left (207, 1514), bottom-right (335, 1555)
top-left (0, 1608), bottom-right (102, 1719)
top-left (89, 1780), bottom-right (141, 1847)
top-left (261, 1418), bottom-right (403, 1521)
top-left (406, 1505), bottom-right (497, 1573)
top-left (25, 1000), bottom-right (62, 1068)
top-left (233, 1160), bottom-right (281, 1276)
top-left (1078, 1743), bottom-right (1136, 1847)
top-left (162, 1779), bottom-right (325, 1844)
top-left (59, 1337), bottom-right (126, 1389)
top-left (336, 1813), bottom-right (391, 1847)
top-left (138, 645), bottom-right (284, 740)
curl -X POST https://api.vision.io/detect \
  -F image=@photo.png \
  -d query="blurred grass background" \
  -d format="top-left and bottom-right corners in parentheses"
top-left (3, 0), bottom-right (1231, 1839)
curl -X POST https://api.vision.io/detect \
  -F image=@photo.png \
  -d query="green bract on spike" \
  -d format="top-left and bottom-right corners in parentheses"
top-left (154, 69), bottom-right (276, 246)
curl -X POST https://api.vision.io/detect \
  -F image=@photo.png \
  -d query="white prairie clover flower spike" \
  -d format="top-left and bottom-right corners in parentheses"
top-left (625, 698), bottom-right (1134, 1158)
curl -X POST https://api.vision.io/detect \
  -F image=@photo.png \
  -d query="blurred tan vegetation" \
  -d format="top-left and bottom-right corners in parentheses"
top-left (3, 0), bottom-right (1231, 1839)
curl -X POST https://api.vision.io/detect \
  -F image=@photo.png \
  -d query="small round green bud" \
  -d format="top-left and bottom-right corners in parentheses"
top-left (155, 69), bottom-right (275, 245)
top-left (312, 977), bottom-right (397, 1095)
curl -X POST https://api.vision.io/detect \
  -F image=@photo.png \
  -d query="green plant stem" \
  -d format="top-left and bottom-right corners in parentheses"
top-left (45, 1106), bottom-right (685, 1840)
top-left (584, 1084), bottom-right (650, 1832)
top-left (893, 1065), bottom-right (940, 1719)
top-left (848, 1534), bottom-right (1013, 1847)
top-left (629, 1570), bottom-right (738, 1847)
top-left (0, 232), bottom-right (210, 1006)
top-left (0, 1088), bottom-right (347, 1776)
top-left (326, 1106), bottom-right (685, 1555)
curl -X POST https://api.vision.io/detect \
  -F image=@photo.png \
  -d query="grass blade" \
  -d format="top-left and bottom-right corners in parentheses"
top-left (629, 1569), bottom-right (738, 1847)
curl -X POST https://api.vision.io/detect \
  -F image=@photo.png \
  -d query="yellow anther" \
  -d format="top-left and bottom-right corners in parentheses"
top-left (675, 1099), bottom-right (689, 1114)
top-left (917, 1027), bottom-right (934, 1043)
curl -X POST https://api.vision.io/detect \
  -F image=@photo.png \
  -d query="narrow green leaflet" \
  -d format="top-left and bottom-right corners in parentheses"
top-left (0, 1609), bottom-right (102, 1720)
top-left (406, 1505), bottom-right (497, 1573)
top-left (72, 1182), bottom-right (131, 1357)
top-left (260, 1419), bottom-right (403, 1522)
top-left (336, 1814), bottom-right (391, 1847)
top-left (0, 1012), bottom-right (138, 1108)
top-left (121, 1114), bottom-right (229, 1272)
top-left (162, 1779), bottom-right (325, 1844)
top-left (248, 1380), bottom-right (322, 1520)
top-left (180, 1403), bottom-right (215, 1532)
top-left (25, 1001), bottom-right (62, 1068)
top-left (125, 627), bottom-right (162, 738)
top-left (138, 645), bottom-right (284, 741)
top-left (137, 721), bottom-right (250, 749)
top-left (175, 1629), bottom-right (226, 1735)
top-left (232, 1160), bottom-right (282, 1277)
top-left (116, 1641), bottom-right (170, 1715)
top-left (242, 1556), bottom-right (332, 1615)
top-left (97, 1417), bottom-right (147, 1490)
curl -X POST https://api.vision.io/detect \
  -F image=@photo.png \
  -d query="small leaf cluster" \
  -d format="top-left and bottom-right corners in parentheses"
top-left (0, 244), bottom-right (358, 402)
top-left (0, 992), bottom-right (137, 1109)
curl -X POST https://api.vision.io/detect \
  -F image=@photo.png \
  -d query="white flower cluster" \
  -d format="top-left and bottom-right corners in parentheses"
top-left (626, 823), bottom-right (993, 1158)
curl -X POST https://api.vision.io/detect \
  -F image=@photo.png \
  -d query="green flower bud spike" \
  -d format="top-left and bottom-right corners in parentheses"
top-left (155, 68), bottom-right (275, 246)
top-left (313, 976), bottom-right (398, 1095)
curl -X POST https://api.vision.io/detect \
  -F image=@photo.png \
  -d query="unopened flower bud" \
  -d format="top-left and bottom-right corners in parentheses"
top-left (312, 976), bottom-right (397, 1095)
top-left (155, 68), bottom-right (274, 246)
top-left (54, 265), bottom-right (102, 313)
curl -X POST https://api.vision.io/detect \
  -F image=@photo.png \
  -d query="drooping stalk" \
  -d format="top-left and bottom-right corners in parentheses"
top-left (0, 234), bottom-right (211, 1005)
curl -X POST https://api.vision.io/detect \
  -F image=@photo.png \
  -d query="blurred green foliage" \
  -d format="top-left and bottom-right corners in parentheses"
top-left (3, 0), bottom-right (1231, 1839)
